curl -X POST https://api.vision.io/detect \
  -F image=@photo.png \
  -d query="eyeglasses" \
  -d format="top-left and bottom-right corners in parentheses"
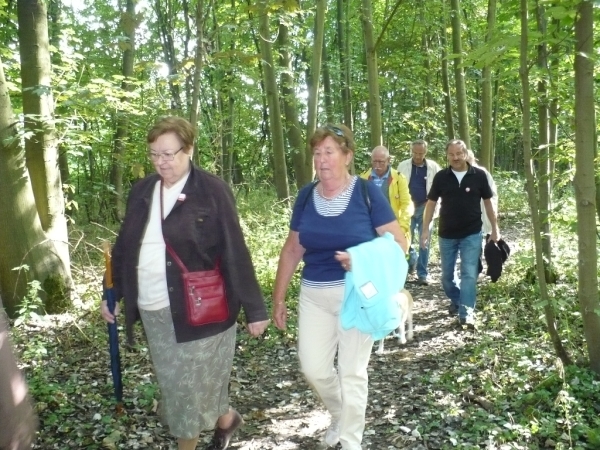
top-left (372, 159), bottom-right (388, 165)
top-left (149, 147), bottom-right (184, 161)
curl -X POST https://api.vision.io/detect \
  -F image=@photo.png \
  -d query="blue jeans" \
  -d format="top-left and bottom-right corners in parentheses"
top-left (439, 232), bottom-right (482, 319)
top-left (408, 203), bottom-right (433, 279)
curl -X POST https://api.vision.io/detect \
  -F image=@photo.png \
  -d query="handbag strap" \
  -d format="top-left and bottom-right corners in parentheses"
top-left (160, 179), bottom-right (221, 274)
top-left (160, 179), bottom-right (190, 274)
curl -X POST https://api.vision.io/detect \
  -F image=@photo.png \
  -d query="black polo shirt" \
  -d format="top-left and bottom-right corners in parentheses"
top-left (428, 164), bottom-right (493, 239)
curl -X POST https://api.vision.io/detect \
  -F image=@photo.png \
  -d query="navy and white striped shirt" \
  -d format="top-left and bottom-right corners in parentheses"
top-left (291, 176), bottom-right (396, 288)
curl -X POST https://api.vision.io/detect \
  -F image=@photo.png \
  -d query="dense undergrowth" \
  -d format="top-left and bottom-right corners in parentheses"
top-left (421, 171), bottom-right (600, 449)
top-left (8, 171), bottom-right (600, 449)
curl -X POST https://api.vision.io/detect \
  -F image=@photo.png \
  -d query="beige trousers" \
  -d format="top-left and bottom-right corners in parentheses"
top-left (298, 285), bottom-right (373, 450)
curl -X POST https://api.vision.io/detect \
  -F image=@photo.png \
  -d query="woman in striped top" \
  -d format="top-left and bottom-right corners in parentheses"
top-left (272, 124), bottom-right (407, 450)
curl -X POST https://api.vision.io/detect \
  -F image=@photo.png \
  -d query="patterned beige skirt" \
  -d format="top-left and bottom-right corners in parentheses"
top-left (139, 307), bottom-right (236, 439)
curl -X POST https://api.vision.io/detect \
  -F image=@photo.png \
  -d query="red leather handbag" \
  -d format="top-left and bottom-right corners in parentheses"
top-left (166, 243), bottom-right (229, 326)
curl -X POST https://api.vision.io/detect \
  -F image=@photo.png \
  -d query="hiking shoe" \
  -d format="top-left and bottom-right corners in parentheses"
top-left (459, 316), bottom-right (476, 330)
top-left (416, 277), bottom-right (430, 286)
top-left (448, 304), bottom-right (459, 315)
top-left (408, 264), bottom-right (416, 275)
top-left (324, 420), bottom-right (340, 446)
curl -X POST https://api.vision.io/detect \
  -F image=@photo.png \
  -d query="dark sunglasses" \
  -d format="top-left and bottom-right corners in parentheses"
top-left (325, 125), bottom-right (349, 146)
top-left (326, 125), bottom-right (344, 136)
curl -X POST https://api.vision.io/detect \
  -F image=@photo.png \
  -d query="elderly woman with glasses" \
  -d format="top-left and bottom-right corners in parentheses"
top-left (100, 116), bottom-right (269, 450)
top-left (272, 124), bottom-right (408, 450)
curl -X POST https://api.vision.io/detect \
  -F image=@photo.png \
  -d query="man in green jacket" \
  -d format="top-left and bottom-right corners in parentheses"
top-left (360, 145), bottom-right (412, 244)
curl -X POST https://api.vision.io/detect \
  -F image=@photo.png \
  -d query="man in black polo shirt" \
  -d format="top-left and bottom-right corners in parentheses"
top-left (420, 139), bottom-right (499, 328)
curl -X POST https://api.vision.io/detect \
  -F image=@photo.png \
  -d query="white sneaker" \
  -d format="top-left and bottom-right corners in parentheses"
top-left (324, 420), bottom-right (340, 446)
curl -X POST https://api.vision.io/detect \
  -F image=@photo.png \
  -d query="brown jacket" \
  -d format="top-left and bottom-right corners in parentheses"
top-left (0, 297), bottom-right (37, 449)
top-left (112, 165), bottom-right (267, 344)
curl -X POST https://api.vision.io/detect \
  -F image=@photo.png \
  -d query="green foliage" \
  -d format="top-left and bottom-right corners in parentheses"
top-left (134, 382), bottom-right (160, 409)
top-left (495, 170), bottom-right (529, 219)
top-left (236, 187), bottom-right (291, 294)
top-left (43, 274), bottom-right (71, 314)
top-left (12, 269), bottom-right (72, 320)
top-left (1, 0), bottom-right (597, 227)
top-left (428, 270), bottom-right (600, 448)
top-left (235, 188), bottom-right (301, 338)
top-left (12, 265), bottom-right (45, 328)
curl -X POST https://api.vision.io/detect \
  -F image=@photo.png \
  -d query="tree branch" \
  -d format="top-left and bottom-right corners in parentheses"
top-left (375, 0), bottom-right (406, 51)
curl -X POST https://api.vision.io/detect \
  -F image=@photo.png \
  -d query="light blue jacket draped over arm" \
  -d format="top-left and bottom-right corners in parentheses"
top-left (340, 232), bottom-right (408, 340)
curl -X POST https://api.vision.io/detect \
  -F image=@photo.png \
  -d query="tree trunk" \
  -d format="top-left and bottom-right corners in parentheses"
top-left (1, 1), bottom-right (71, 314)
top-left (48, 0), bottom-right (70, 187)
top-left (519, 0), bottom-right (571, 367)
top-left (277, 15), bottom-right (305, 188)
top-left (549, 62), bottom-right (558, 188)
top-left (322, 42), bottom-right (334, 124)
top-left (492, 75), bottom-right (499, 167)
top-left (214, 3), bottom-right (235, 184)
top-left (224, 79), bottom-right (235, 184)
top-left (548, 13), bottom-right (560, 189)
top-left (210, 3), bottom-right (225, 177)
top-left (422, 31), bottom-right (434, 109)
top-left (474, 76), bottom-right (481, 146)
top-left (190, 0), bottom-right (205, 131)
top-left (480, 0), bottom-right (496, 171)
top-left (16, 0), bottom-right (72, 302)
top-left (181, 0), bottom-right (193, 110)
top-left (303, 0), bottom-right (326, 182)
top-left (154, 0), bottom-right (182, 112)
top-left (0, 58), bottom-right (48, 314)
top-left (574, 0), bottom-right (600, 374)
top-left (536, 3), bottom-right (551, 263)
top-left (596, 166), bottom-right (600, 224)
top-left (337, 0), bottom-right (353, 132)
top-left (214, 92), bottom-right (224, 177)
top-left (360, 0), bottom-right (382, 149)
top-left (19, 0), bottom-right (61, 234)
top-left (258, 1), bottom-right (289, 200)
top-left (440, 28), bottom-right (455, 140)
top-left (450, 0), bottom-right (470, 148)
top-left (110, 0), bottom-right (137, 222)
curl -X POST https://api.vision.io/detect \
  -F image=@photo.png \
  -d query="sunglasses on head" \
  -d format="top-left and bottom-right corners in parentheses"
top-left (325, 125), bottom-right (350, 147)
top-left (326, 125), bottom-right (345, 137)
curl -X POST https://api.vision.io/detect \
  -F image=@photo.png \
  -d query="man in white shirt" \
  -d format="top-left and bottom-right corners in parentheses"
top-left (397, 140), bottom-right (441, 285)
